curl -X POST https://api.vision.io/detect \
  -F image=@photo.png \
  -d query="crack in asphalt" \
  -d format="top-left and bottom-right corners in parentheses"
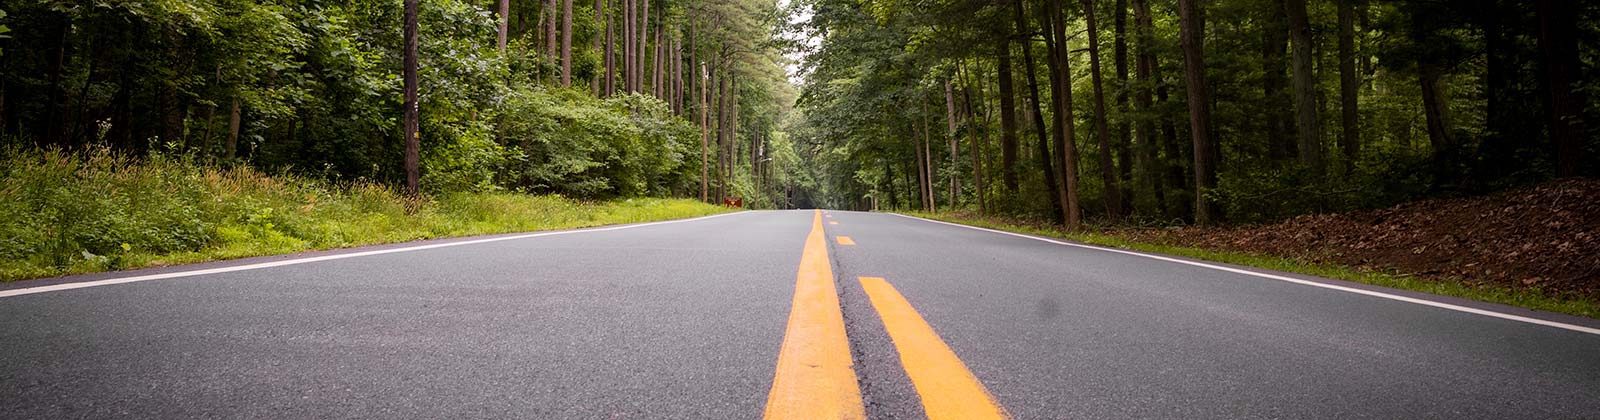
top-left (828, 233), bottom-right (926, 420)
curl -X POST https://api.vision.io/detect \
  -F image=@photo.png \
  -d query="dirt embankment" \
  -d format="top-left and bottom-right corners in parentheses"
top-left (1117, 179), bottom-right (1600, 299)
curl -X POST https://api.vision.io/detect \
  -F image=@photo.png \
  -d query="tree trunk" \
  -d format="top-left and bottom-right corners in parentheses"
top-left (714, 67), bottom-right (726, 201)
top-left (561, 0), bottom-right (574, 86)
top-left (403, 0), bottom-right (422, 196)
top-left (225, 97), bottom-right (242, 160)
top-left (1285, 0), bottom-right (1323, 175)
top-left (1159, 80), bottom-right (1189, 220)
top-left (689, 24), bottom-right (699, 115)
top-left (45, 18), bottom-right (68, 146)
top-left (640, 0), bottom-right (650, 94)
top-left (109, 65), bottom-right (135, 149)
top-left (1082, 0), bottom-right (1124, 219)
top-left (623, 0), bottom-right (633, 93)
top-left (1412, 11), bottom-right (1454, 157)
top-left (945, 80), bottom-right (960, 206)
top-left (921, 133), bottom-right (934, 211)
top-left (158, 28), bottom-right (188, 147)
top-left (1044, 0), bottom-right (1082, 229)
top-left (546, 0), bottom-right (559, 61)
top-left (700, 64), bottom-right (710, 202)
top-left (1177, 0), bottom-right (1217, 224)
top-left (1337, 0), bottom-right (1359, 174)
top-left (1017, 0), bottom-right (1062, 222)
top-left (997, 0), bottom-right (1020, 194)
top-left (606, 2), bottom-right (616, 96)
top-left (1419, 65), bottom-right (1454, 154)
top-left (1262, 0), bottom-right (1294, 160)
top-left (1536, 0), bottom-right (1586, 177)
top-left (651, 31), bottom-right (659, 98)
top-left (678, 40), bottom-right (684, 113)
top-left (961, 64), bottom-right (988, 213)
top-left (1113, 0), bottom-right (1134, 214)
top-left (593, 0), bottom-right (604, 95)
top-left (1132, 0), bottom-right (1160, 215)
top-left (673, 38), bottom-right (683, 113)
top-left (923, 107), bottom-right (937, 212)
top-left (718, 70), bottom-right (728, 201)
top-left (498, 0), bottom-right (510, 52)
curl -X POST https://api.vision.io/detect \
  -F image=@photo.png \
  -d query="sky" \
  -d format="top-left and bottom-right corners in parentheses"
top-left (778, 0), bottom-right (818, 86)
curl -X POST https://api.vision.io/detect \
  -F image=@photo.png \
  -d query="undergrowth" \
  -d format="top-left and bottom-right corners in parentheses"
top-left (0, 148), bottom-right (728, 281)
top-left (903, 211), bottom-right (1600, 319)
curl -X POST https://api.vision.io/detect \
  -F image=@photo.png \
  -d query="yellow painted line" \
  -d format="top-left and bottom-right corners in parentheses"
top-left (836, 236), bottom-right (856, 245)
top-left (859, 277), bottom-right (1009, 420)
top-left (829, 221), bottom-right (839, 225)
top-left (763, 210), bottom-right (865, 420)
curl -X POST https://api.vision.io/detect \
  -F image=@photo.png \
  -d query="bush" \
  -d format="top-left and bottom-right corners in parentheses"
top-left (496, 88), bottom-right (700, 198)
top-left (0, 147), bottom-right (725, 281)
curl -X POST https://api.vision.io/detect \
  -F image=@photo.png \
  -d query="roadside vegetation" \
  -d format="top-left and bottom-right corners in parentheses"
top-left (906, 198), bottom-right (1600, 319)
top-left (0, 148), bottom-right (728, 282)
top-left (0, 0), bottom-right (796, 281)
top-left (791, 0), bottom-right (1598, 317)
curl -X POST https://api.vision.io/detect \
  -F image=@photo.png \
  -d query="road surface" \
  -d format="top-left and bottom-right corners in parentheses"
top-left (2, 210), bottom-right (1598, 418)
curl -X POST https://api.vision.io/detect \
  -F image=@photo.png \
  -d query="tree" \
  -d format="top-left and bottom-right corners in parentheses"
top-left (1017, 0), bottom-right (1063, 221)
top-left (562, 0), bottom-right (574, 86)
top-left (1262, 0), bottom-right (1294, 161)
top-left (1285, 0), bottom-right (1323, 176)
top-left (1337, 0), bottom-right (1359, 174)
top-left (1177, 0), bottom-right (1217, 224)
top-left (1130, 0), bottom-right (1170, 217)
top-left (1082, 0), bottom-right (1124, 219)
top-left (1045, 0), bottom-right (1083, 229)
top-left (402, 0), bottom-right (421, 196)
top-left (1411, 9), bottom-right (1456, 157)
top-left (701, 64), bottom-right (711, 202)
top-left (610, 0), bottom-right (620, 96)
top-left (996, 10), bottom-right (1021, 194)
top-left (1112, 0), bottom-right (1133, 214)
top-left (547, 0), bottom-right (560, 60)
top-left (640, 0), bottom-right (650, 94)
top-left (498, 0), bottom-right (510, 52)
top-left (945, 79), bottom-right (960, 205)
top-left (594, 0), bottom-right (606, 95)
top-left (1536, 0), bottom-right (1586, 177)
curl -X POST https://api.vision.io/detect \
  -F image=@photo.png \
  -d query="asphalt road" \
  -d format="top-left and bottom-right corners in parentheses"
top-left (2, 210), bottom-right (1598, 418)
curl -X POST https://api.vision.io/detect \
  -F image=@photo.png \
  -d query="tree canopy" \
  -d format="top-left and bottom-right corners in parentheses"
top-left (1, 0), bottom-right (1595, 223)
top-left (785, 0), bottom-right (1600, 225)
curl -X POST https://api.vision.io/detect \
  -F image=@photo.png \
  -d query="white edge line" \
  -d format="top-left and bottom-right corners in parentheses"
top-left (888, 213), bottom-right (1600, 337)
top-left (0, 211), bottom-right (748, 299)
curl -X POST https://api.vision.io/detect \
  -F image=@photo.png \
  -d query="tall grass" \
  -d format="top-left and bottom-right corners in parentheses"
top-left (0, 148), bottom-right (729, 281)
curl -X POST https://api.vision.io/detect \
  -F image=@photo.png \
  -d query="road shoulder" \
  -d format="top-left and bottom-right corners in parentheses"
top-left (891, 211), bottom-right (1600, 332)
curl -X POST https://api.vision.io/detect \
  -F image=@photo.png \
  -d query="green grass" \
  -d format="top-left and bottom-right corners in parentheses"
top-left (901, 211), bottom-right (1600, 319)
top-left (0, 148), bottom-right (730, 282)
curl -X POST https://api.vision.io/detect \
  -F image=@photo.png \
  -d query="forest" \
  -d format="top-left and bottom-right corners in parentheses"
top-left (0, 0), bottom-right (819, 280)
top-left (788, 0), bottom-right (1599, 227)
top-left (1, 0), bottom-right (1598, 232)
top-left (0, 0), bottom-right (801, 206)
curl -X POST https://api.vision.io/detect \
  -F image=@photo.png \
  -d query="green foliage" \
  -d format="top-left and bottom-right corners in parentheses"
top-left (0, 148), bottom-right (729, 281)
top-left (0, 8), bottom-right (10, 56)
top-left (497, 88), bottom-right (699, 198)
top-left (790, 0), bottom-right (1600, 224)
top-left (0, 0), bottom-right (795, 208)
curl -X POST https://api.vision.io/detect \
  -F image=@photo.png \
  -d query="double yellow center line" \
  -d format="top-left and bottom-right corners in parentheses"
top-left (763, 210), bottom-right (865, 419)
top-left (764, 211), bottom-right (1007, 420)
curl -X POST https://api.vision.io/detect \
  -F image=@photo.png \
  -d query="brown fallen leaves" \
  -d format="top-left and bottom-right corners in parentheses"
top-left (1116, 179), bottom-right (1600, 300)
